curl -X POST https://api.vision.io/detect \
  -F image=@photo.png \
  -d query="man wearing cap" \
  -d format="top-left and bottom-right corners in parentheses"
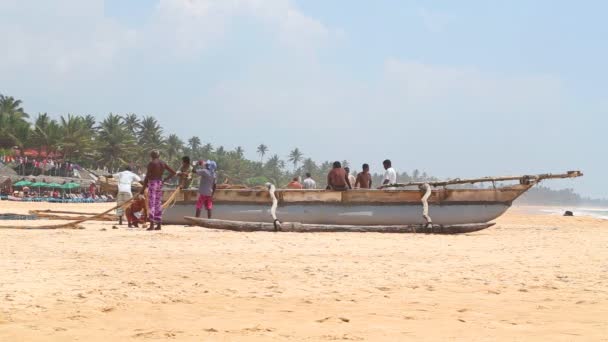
top-left (193, 160), bottom-right (217, 219)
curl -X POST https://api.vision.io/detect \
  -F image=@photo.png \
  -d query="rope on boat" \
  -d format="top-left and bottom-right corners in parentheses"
top-left (162, 187), bottom-right (181, 210)
top-left (420, 183), bottom-right (433, 228)
top-left (266, 183), bottom-right (281, 231)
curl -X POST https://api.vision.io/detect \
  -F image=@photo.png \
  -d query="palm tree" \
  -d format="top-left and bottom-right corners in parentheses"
top-left (0, 95), bottom-right (29, 148)
top-left (97, 113), bottom-right (136, 170)
top-left (256, 144), bottom-right (268, 162)
top-left (288, 148), bottom-right (303, 171)
top-left (165, 134), bottom-right (184, 164)
top-left (58, 114), bottom-right (92, 161)
top-left (200, 143), bottom-right (214, 159)
top-left (235, 146), bottom-right (245, 159)
top-left (0, 94), bottom-right (28, 120)
top-left (32, 113), bottom-right (61, 157)
top-left (187, 136), bottom-right (201, 154)
top-left (123, 113), bottom-right (141, 135)
top-left (83, 114), bottom-right (97, 132)
top-left (216, 146), bottom-right (226, 157)
top-left (301, 158), bottom-right (318, 175)
top-left (138, 116), bottom-right (164, 154)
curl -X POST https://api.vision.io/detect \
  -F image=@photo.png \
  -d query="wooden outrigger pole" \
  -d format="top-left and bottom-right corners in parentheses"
top-left (379, 171), bottom-right (583, 189)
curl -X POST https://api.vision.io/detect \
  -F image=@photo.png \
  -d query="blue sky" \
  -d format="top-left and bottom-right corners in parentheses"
top-left (1, 0), bottom-right (605, 197)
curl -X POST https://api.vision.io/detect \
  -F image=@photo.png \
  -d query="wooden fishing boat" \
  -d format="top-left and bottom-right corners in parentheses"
top-left (162, 171), bottom-right (583, 229)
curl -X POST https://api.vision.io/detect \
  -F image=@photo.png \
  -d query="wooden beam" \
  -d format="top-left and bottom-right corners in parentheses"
top-left (380, 170), bottom-right (583, 189)
top-left (184, 217), bottom-right (494, 234)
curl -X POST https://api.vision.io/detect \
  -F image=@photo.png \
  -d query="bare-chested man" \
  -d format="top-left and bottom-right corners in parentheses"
top-left (355, 163), bottom-right (372, 189)
top-left (141, 150), bottom-right (176, 230)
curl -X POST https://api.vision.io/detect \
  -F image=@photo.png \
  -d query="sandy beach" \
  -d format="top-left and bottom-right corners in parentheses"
top-left (0, 202), bottom-right (606, 341)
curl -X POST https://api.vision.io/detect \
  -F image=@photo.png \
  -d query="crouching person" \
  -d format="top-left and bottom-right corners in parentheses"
top-left (126, 194), bottom-right (147, 228)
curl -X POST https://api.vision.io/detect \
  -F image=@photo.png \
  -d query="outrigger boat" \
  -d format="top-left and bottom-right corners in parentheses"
top-left (159, 171), bottom-right (582, 234)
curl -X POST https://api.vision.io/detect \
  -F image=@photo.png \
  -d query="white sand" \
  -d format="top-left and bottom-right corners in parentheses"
top-left (0, 202), bottom-right (607, 341)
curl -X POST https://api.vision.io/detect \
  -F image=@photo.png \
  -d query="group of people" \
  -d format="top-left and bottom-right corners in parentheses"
top-left (287, 159), bottom-right (397, 191)
top-left (112, 151), bottom-right (398, 230)
top-left (112, 150), bottom-right (218, 231)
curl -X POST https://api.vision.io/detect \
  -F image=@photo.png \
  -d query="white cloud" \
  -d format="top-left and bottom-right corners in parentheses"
top-left (0, 0), bottom-right (333, 79)
top-left (380, 59), bottom-right (564, 119)
top-left (150, 0), bottom-right (333, 57)
top-left (0, 0), bottom-right (135, 79)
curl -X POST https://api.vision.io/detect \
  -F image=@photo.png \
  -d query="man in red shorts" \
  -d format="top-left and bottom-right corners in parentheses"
top-left (194, 160), bottom-right (217, 218)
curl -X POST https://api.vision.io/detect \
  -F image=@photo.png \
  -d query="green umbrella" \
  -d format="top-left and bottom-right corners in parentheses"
top-left (31, 182), bottom-right (48, 187)
top-left (46, 182), bottom-right (63, 188)
top-left (61, 182), bottom-right (80, 189)
top-left (14, 180), bottom-right (32, 187)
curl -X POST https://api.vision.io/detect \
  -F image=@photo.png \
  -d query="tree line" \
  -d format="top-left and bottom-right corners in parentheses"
top-left (0, 94), bottom-right (438, 187)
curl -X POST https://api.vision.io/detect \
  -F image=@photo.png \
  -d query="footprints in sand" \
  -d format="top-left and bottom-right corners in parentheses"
top-left (131, 329), bottom-right (184, 339)
top-left (316, 316), bottom-right (350, 323)
top-left (319, 333), bottom-right (363, 341)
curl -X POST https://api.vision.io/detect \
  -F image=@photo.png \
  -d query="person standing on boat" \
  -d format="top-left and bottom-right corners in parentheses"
top-left (287, 176), bottom-right (303, 189)
top-left (381, 159), bottom-right (397, 188)
top-left (194, 160), bottom-right (217, 219)
top-left (344, 167), bottom-right (357, 189)
top-left (109, 166), bottom-right (142, 225)
top-left (141, 150), bottom-right (177, 231)
top-left (303, 172), bottom-right (316, 189)
top-left (175, 156), bottom-right (193, 189)
top-left (326, 161), bottom-right (352, 190)
top-left (355, 163), bottom-right (372, 189)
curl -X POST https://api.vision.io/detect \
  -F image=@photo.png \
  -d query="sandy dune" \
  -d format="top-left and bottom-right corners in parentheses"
top-left (0, 202), bottom-right (607, 341)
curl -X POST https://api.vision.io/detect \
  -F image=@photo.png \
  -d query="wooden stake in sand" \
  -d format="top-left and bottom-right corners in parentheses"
top-left (0, 198), bottom-right (135, 230)
top-left (0, 187), bottom-right (184, 230)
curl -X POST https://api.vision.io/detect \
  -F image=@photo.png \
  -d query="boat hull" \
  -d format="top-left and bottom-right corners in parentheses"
top-left (163, 202), bottom-right (510, 225)
top-left (161, 185), bottom-right (530, 225)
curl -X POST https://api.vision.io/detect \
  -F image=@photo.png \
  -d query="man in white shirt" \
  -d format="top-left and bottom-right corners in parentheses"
top-left (303, 172), bottom-right (316, 189)
top-left (111, 166), bottom-right (142, 225)
top-left (382, 159), bottom-right (397, 188)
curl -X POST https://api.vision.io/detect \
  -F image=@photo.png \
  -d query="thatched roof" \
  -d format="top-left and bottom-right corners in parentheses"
top-left (0, 164), bottom-right (17, 176)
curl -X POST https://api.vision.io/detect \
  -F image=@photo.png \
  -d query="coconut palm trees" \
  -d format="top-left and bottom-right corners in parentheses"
top-left (58, 114), bottom-right (92, 161)
top-left (96, 113), bottom-right (137, 171)
top-left (0, 95), bottom-right (30, 148)
top-left (165, 134), bottom-right (184, 164)
top-left (187, 136), bottom-right (201, 158)
top-left (200, 143), bottom-right (213, 159)
top-left (138, 116), bottom-right (164, 155)
top-left (123, 113), bottom-right (141, 135)
top-left (31, 113), bottom-right (61, 157)
top-left (0, 93), bottom-right (445, 187)
top-left (235, 146), bottom-right (245, 159)
top-left (256, 144), bottom-right (268, 162)
top-left (288, 148), bottom-right (303, 171)
top-left (0, 95), bottom-right (28, 121)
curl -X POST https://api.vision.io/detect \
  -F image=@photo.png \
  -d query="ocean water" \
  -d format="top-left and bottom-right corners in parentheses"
top-left (540, 207), bottom-right (608, 220)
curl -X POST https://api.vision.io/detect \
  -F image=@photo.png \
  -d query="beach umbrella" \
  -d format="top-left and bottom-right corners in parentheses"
top-left (30, 181), bottom-right (48, 194)
top-left (14, 180), bottom-right (32, 187)
top-left (46, 182), bottom-right (63, 189)
top-left (62, 182), bottom-right (81, 193)
top-left (61, 182), bottom-right (80, 190)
